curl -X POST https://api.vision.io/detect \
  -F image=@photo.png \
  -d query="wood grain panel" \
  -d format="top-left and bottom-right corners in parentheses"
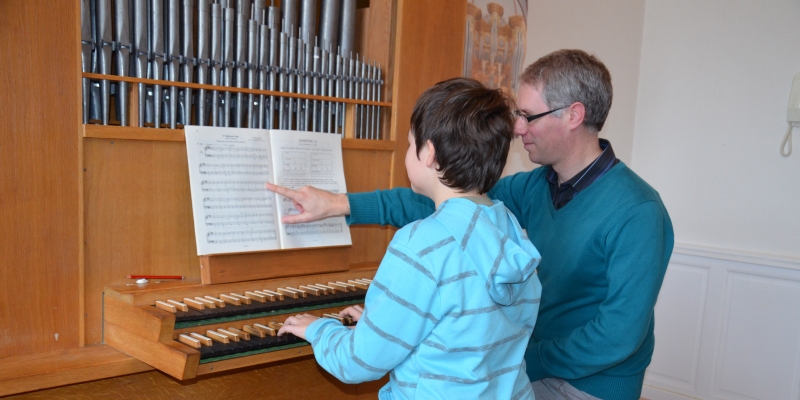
top-left (81, 73), bottom-right (392, 106)
top-left (83, 138), bottom-right (198, 345)
top-left (0, 345), bottom-right (151, 397)
top-left (104, 297), bottom-right (175, 343)
top-left (82, 125), bottom-right (398, 150)
top-left (104, 321), bottom-right (201, 380)
top-left (357, 0), bottom-right (395, 140)
top-left (0, 0), bottom-right (82, 357)
top-left (390, 0), bottom-right (466, 188)
top-left (199, 247), bottom-right (351, 284)
top-left (5, 358), bottom-right (386, 399)
top-left (343, 148), bottom-right (393, 264)
top-left (356, 0), bottom-right (393, 74)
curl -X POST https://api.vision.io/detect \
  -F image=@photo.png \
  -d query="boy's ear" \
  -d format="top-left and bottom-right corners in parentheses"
top-left (424, 140), bottom-right (437, 168)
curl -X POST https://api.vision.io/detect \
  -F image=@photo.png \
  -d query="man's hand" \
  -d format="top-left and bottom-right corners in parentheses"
top-left (278, 314), bottom-right (319, 340)
top-left (265, 183), bottom-right (351, 224)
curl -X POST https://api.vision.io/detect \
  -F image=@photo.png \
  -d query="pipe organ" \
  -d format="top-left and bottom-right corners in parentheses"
top-left (80, 0), bottom-right (384, 139)
top-left (0, 0), bottom-right (465, 397)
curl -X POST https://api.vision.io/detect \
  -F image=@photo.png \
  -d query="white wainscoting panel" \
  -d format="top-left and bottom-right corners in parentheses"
top-left (647, 262), bottom-right (708, 391)
top-left (714, 272), bottom-right (800, 399)
top-left (643, 245), bottom-right (800, 400)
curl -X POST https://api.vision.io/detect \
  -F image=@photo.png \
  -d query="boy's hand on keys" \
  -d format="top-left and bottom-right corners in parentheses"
top-left (278, 314), bottom-right (319, 339)
top-left (339, 305), bottom-right (364, 329)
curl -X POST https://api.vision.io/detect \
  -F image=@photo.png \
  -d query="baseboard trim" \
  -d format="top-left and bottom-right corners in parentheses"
top-left (642, 384), bottom-right (700, 400)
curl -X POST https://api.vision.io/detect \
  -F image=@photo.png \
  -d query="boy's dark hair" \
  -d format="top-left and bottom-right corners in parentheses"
top-left (410, 77), bottom-right (514, 194)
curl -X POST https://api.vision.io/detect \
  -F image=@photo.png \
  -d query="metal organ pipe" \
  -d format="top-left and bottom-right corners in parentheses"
top-left (196, 0), bottom-right (211, 126)
top-left (113, 0), bottom-right (131, 126)
top-left (281, 0), bottom-right (298, 35)
top-left (337, 0), bottom-right (355, 57)
top-left (180, 0), bottom-right (195, 126)
top-left (209, 2), bottom-right (222, 126)
top-left (319, 0), bottom-right (339, 52)
top-left (299, 0), bottom-right (317, 43)
top-left (79, 0), bottom-right (383, 139)
top-left (150, 0), bottom-right (165, 128)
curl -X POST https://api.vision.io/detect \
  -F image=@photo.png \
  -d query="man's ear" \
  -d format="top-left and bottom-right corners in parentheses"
top-left (424, 140), bottom-right (437, 168)
top-left (566, 102), bottom-right (586, 130)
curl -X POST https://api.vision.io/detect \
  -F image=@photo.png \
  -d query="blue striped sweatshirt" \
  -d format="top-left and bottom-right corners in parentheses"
top-left (305, 198), bottom-right (543, 399)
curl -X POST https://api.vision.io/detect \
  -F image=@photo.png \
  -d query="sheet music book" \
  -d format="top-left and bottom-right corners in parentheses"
top-left (185, 126), bottom-right (352, 256)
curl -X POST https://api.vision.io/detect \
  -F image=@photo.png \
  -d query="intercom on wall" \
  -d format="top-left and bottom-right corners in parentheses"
top-left (782, 72), bottom-right (800, 156)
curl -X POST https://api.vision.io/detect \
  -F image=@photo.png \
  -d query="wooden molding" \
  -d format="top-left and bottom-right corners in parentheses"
top-left (200, 246), bottom-right (351, 284)
top-left (83, 125), bottom-right (397, 150)
top-left (0, 345), bottom-right (152, 397)
top-left (81, 73), bottom-right (391, 107)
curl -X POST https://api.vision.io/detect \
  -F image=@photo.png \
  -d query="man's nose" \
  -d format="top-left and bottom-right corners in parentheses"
top-left (513, 117), bottom-right (528, 136)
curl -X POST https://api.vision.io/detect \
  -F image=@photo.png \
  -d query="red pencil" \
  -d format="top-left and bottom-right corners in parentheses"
top-left (126, 275), bottom-right (184, 279)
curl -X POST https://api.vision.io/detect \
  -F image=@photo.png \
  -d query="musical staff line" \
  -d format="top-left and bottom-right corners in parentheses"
top-left (286, 222), bottom-right (344, 236)
top-left (203, 145), bottom-right (269, 160)
top-left (203, 196), bottom-right (270, 210)
top-left (205, 212), bottom-right (274, 227)
top-left (199, 163), bottom-right (269, 176)
top-left (201, 180), bottom-right (268, 192)
top-left (207, 229), bottom-right (277, 244)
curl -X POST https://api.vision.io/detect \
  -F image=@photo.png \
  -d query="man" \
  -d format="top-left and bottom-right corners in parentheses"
top-left (267, 49), bottom-right (674, 400)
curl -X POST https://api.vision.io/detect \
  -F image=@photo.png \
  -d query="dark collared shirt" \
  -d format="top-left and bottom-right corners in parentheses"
top-left (545, 139), bottom-right (619, 210)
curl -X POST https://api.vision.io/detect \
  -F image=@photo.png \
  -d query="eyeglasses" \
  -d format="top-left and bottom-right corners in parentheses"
top-left (513, 106), bottom-right (567, 123)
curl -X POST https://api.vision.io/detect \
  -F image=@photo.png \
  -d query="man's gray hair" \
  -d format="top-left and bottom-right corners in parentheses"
top-left (520, 49), bottom-right (613, 132)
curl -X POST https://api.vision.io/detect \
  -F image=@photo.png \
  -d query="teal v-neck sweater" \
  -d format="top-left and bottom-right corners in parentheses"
top-left (347, 162), bottom-right (674, 400)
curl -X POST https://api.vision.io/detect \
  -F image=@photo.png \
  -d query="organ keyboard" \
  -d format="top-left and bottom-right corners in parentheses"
top-left (103, 269), bottom-right (374, 379)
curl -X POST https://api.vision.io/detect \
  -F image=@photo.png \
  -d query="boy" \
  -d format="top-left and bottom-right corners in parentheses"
top-left (276, 78), bottom-right (542, 399)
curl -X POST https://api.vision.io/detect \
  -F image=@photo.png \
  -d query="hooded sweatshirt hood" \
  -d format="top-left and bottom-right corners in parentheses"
top-left (433, 197), bottom-right (541, 306)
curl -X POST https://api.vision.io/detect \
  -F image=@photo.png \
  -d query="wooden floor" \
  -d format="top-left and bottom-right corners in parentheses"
top-left (5, 357), bottom-right (385, 399)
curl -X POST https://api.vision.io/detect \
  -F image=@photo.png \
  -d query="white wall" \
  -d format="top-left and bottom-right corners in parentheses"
top-left (633, 0), bottom-right (800, 259)
top-left (504, 0), bottom-right (646, 175)
top-left (514, 2), bottom-right (800, 399)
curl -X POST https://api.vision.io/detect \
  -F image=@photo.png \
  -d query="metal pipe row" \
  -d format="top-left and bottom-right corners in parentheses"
top-left (80, 0), bottom-right (384, 139)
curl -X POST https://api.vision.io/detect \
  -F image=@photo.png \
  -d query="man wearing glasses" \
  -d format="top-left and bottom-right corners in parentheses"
top-left (267, 49), bottom-right (673, 400)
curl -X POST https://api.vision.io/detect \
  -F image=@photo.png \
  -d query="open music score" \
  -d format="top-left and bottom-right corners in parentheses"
top-left (185, 126), bottom-right (351, 255)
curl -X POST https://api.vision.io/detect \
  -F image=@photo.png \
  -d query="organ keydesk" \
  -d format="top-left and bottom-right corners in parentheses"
top-left (104, 270), bottom-right (374, 380)
top-left (0, 0), bottom-right (466, 397)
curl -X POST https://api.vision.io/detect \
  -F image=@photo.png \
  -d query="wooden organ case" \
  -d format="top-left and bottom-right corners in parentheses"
top-left (0, 0), bottom-right (466, 398)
